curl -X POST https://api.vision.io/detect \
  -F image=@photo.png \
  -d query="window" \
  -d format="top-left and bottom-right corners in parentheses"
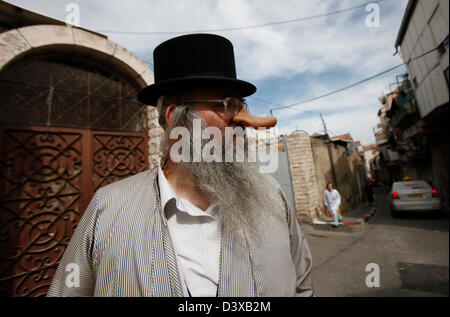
top-left (0, 56), bottom-right (148, 132)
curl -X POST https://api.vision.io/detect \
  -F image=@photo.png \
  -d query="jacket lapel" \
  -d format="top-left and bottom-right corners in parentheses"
top-left (217, 228), bottom-right (257, 297)
top-left (149, 171), bottom-right (184, 297)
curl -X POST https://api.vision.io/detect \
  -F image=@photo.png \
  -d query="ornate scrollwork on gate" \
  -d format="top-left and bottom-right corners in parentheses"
top-left (0, 128), bottom-right (83, 297)
top-left (92, 133), bottom-right (147, 191)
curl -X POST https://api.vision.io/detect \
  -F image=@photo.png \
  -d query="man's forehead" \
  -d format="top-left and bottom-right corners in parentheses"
top-left (183, 87), bottom-right (241, 99)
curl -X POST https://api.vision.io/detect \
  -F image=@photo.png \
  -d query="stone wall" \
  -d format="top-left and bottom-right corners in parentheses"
top-left (285, 132), bottom-right (321, 223)
top-left (309, 137), bottom-right (333, 216)
top-left (341, 146), bottom-right (366, 211)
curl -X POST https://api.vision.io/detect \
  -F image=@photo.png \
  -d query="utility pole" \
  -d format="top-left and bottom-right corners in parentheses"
top-left (320, 112), bottom-right (338, 188)
top-left (320, 112), bottom-right (328, 136)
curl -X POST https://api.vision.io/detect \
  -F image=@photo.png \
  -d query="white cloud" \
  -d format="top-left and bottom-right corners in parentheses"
top-left (275, 106), bottom-right (380, 145)
top-left (272, 69), bottom-right (407, 144)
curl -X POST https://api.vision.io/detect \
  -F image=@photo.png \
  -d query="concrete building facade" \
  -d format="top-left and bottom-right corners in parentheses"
top-left (362, 144), bottom-right (378, 178)
top-left (377, 0), bottom-right (450, 209)
top-left (395, 0), bottom-right (449, 119)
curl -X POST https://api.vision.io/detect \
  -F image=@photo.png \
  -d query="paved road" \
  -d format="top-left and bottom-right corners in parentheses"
top-left (300, 187), bottom-right (449, 297)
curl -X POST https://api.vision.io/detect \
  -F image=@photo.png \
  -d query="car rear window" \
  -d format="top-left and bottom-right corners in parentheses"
top-left (393, 181), bottom-right (430, 190)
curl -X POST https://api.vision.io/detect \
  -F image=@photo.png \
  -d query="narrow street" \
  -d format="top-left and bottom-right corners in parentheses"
top-left (300, 187), bottom-right (449, 297)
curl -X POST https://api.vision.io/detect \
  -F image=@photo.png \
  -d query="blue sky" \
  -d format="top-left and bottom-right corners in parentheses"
top-left (7, 0), bottom-right (409, 144)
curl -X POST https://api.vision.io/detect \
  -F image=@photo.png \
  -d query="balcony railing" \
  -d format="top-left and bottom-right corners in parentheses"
top-left (387, 95), bottom-right (419, 128)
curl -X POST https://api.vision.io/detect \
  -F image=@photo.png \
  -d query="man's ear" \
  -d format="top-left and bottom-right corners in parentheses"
top-left (165, 104), bottom-right (177, 129)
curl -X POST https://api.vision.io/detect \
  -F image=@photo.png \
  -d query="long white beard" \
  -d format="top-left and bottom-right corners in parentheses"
top-left (160, 105), bottom-right (284, 242)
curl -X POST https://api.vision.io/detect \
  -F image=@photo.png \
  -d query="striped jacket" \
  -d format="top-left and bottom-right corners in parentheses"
top-left (47, 168), bottom-right (314, 297)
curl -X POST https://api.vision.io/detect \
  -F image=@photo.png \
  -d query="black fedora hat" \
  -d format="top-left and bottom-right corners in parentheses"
top-left (137, 33), bottom-right (256, 106)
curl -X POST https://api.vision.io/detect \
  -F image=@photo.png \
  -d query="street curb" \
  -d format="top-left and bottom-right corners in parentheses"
top-left (310, 205), bottom-right (377, 233)
top-left (362, 207), bottom-right (377, 223)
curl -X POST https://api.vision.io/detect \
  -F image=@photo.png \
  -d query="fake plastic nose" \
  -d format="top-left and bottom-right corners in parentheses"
top-left (231, 108), bottom-right (277, 129)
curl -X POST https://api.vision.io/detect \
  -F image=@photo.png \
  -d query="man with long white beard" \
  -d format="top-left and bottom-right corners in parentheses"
top-left (48, 34), bottom-right (314, 297)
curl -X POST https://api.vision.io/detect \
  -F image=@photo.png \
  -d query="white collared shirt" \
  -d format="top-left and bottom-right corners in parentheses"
top-left (157, 166), bottom-right (221, 297)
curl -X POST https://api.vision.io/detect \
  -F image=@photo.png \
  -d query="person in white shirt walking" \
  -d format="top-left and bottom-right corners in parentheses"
top-left (323, 182), bottom-right (343, 228)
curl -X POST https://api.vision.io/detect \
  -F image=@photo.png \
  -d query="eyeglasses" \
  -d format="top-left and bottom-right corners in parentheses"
top-left (184, 97), bottom-right (248, 116)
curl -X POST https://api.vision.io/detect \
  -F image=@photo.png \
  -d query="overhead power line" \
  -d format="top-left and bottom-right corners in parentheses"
top-left (268, 46), bottom-right (439, 112)
top-left (96, 0), bottom-right (388, 35)
top-left (271, 63), bottom-right (404, 111)
top-left (252, 63), bottom-right (405, 114)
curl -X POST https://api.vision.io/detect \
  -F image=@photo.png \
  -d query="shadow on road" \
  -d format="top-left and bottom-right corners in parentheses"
top-left (397, 262), bottom-right (449, 296)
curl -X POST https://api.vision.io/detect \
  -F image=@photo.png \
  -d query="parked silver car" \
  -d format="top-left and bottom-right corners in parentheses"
top-left (388, 180), bottom-right (442, 215)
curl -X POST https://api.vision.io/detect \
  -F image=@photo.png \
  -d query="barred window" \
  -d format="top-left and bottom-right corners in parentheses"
top-left (0, 56), bottom-right (148, 132)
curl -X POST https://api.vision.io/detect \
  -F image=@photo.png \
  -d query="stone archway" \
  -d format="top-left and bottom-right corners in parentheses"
top-left (0, 24), bottom-right (154, 87)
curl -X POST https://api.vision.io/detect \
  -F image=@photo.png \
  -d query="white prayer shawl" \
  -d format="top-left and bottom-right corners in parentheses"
top-left (47, 168), bottom-right (314, 297)
top-left (323, 189), bottom-right (341, 214)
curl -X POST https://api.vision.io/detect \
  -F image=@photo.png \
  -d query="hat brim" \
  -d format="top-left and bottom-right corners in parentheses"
top-left (137, 76), bottom-right (256, 106)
